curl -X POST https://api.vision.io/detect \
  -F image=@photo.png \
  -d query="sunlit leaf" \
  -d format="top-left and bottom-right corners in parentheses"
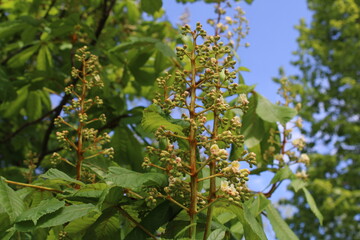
top-left (105, 166), bottom-right (167, 190)
top-left (0, 178), bottom-right (25, 222)
top-left (265, 202), bottom-right (299, 240)
top-left (303, 188), bottom-right (323, 225)
top-left (207, 229), bottom-right (225, 240)
top-left (256, 93), bottom-right (297, 125)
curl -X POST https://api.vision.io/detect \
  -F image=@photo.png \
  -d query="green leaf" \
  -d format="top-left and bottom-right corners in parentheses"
top-left (207, 229), bottom-right (225, 240)
top-left (26, 90), bottom-right (42, 121)
top-left (97, 186), bottom-right (123, 211)
top-left (111, 125), bottom-right (144, 172)
top-left (141, 0), bottom-right (162, 14)
top-left (0, 177), bottom-right (25, 222)
top-left (302, 188), bottom-right (323, 225)
top-left (256, 93), bottom-right (297, 125)
top-left (36, 45), bottom-right (53, 71)
top-left (270, 165), bottom-right (293, 184)
top-left (290, 179), bottom-right (307, 192)
top-left (64, 211), bottom-right (101, 237)
top-left (7, 44), bottom-right (40, 68)
top-left (41, 168), bottom-right (84, 186)
top-left (215, 201), bottom-right (266, 240)
top-left (125, 201), bottom-right (182, 240)
top-left (16, 198), bottom-right (64, 225)
top-left (0, 21), bottom-right (24, 38)
top-left (242, 95), bottom-right (265, 148)
top-left (242, 203), bottom-right (267, 240)
top-left (105, 166), bottom-right (167, 190)
top-left (2, 85), bottom-right (29, 118)
top-left (37, 204), bottom-right (97, 228)
top-left (142, 105), bottom-right (185, 136)
top-left (83, 207), bottom-right (120, 239)
top-left (265, 202), bottom-right (299, 240)
top-left (248, 194), bottom-right (270, 216)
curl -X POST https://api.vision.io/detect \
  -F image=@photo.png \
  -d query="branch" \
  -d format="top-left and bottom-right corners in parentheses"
top-left (90, 0), bottom-right (116, 46)
top-left (116, 205), bottom-right (157, 240)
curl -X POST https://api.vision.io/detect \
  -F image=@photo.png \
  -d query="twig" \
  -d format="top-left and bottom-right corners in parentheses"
top-left (5, 180), bottom-right (63, 193)
top-left (116, 205), bottom-right (157, 240)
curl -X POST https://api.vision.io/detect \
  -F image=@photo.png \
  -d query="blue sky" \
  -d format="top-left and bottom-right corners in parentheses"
top-left (162, 0), bottom-right (312, 238)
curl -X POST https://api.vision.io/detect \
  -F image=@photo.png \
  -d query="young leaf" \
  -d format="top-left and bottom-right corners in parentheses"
top-left (290, 178), bottom-right (307, 192)
top-left (36, 45), bottom-right (53, 71)
top-left (0, 178), bottom-right (25, 222)
top-left (15, 198), bottom-right (65, 224)
top-left (142, 105), bottom-right (185, 136)
top-left (207, 229), bottom-right (225, 240)
top-left (41, 168), bottom-right (84, 186)
top-left (256, 93), bottom-right (297, 125)
top-left (302, 188), bottom-right (323, 225)
top-left (265, 202), bottom-right (299, 240)
top-left (270, 165), bottom-right (293, 184)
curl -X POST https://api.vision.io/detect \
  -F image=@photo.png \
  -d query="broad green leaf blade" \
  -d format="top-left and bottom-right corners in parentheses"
top-left (142, 105), bottom-right (185, 136)
top-left (26, 91), bottom-right (42, 121)
top-left (64, 211), bottom-right (101, 237)
top-left (7, 44), bottom-right (40, 68)
top-left (256, 93), bottom-right (297, 125)
top-left (248, 194), bottom-right (270, 217)
top-left (141, 0), bottom-right (162, 14)
top-left (2, 85), bottom-right (29, 118)
top-left (207, 229), bottom-right (225, 240)
top-left (242, 203), bottom-right (267, 240)
top-left (0, 177), bottom-right (25, 222)
top-left (241, 95), bottom-right (265, 148)
top-left (15, 198), bottom-right (65, 224)
top-left (37, 204), bottom-right (97, 228)
top-left (36, 45), bottom-right (53, 71)
top-left (97, 186), bottom-right (124, 211)
top-left (83, 207), bottom-right (120, 239)
top-left (41, 168), bottom-right (84, 186)
top-left (265, 202), bottom-right (299, 240)
top-left (302, 188), bottom-right (323, 225)
top-left (125, 201), bottom-right (182, 240)
top-left (290, 179), bottom-right (307, 192)
top-left (111, 125), bottom-right (144, 172)
top-left (270, 165), bottom-right (293, 184)
top-left (105, 166), bottom-right (167, 190)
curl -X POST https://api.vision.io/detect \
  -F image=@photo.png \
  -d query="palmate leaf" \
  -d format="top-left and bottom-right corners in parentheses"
top-left (0, 178), bottom-right (25, 222)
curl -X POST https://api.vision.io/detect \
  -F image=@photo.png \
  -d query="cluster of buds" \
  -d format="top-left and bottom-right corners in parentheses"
top-left (51, 47), bottom-right (113, 180)
top-left (143, 23), bottom-right (256, 212)
top-left (206, 2), bottom-right (250, 50)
